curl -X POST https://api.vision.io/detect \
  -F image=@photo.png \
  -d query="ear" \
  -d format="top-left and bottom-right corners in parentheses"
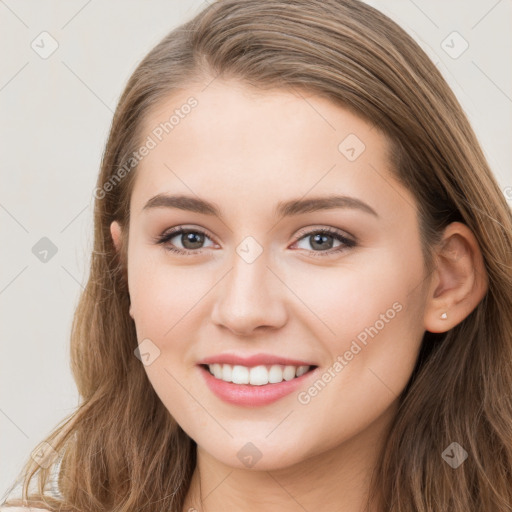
top-left (110, 221), bottom-right (134, 320)
top-left (110, 220), bottom-right (122, 253)
top-left (424, 222), bottom-right (488, 333)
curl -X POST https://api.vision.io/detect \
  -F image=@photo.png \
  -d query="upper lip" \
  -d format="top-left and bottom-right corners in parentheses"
top-left (197, 353), bottom-right (317, 367)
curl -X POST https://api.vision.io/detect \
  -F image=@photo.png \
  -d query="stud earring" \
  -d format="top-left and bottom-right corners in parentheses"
top-left (440, 312), bottom-right (448, 320)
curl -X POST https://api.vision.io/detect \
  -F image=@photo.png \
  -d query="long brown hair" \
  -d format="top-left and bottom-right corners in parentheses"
top-left (4, 0), bottom-right (512, 510)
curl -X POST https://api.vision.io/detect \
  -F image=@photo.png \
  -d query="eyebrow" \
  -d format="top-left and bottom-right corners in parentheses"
top-left (142, 193), bottom-right (379, 218)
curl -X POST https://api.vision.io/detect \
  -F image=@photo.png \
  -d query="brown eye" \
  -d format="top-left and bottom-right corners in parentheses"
top-left (155, 227), bottom-right (215, 255)
top-left (176, 231), bottom-right (206, 250)
top-left (292, 228), bottom-right (356, 257)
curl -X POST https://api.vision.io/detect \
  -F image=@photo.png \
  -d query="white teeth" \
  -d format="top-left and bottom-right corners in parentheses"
top-left (296, 365), bottom-right (309, 377)
top-left (221, 364), bottom-right (232, 382)
top-left (268, 364), bottom-right (283, 384)
top-left (231, 365), bottom-right (249, 384)
top-left (206, 363), bottom-right (311, 385)
top-left (282, 365), bottom-right (296, 381)
top-left (249, 365), bottom-right (268, 386)
top-left (211, 363), bottom-right (223, 379)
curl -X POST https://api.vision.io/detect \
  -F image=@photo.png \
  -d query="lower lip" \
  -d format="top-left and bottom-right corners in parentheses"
top-left (198, 365), bottom-right (317, 406)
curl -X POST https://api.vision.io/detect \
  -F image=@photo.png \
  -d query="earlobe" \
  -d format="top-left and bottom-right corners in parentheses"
top-left (110, 220), bottom-right (122, 253)
top-left (424, 222), bottom-right (488, 333)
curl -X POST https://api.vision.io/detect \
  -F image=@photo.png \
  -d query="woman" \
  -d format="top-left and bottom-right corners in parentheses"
top-left (2, 0), bottom-right (511, 510)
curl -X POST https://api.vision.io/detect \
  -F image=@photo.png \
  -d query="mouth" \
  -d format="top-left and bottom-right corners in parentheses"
top-left (200, 363), bottom-right (318, 385)
top-left (198, 363), bottom-right (319, 407)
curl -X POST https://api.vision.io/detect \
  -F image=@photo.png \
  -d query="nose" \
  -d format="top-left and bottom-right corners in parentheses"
top-left (210, 249), bottom-right (288, 336)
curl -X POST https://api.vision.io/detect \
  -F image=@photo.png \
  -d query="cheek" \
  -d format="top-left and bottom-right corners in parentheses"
top-left (292, 245), bottom-right (426, 392)
top-left (289, 271), bottom-right (425, 457)
top-left (290, 245), bottom-right (423, 339)
top-left (127, 247), bottom-right (204, 333)
top-left (127, 252), bottom-right (209, 425)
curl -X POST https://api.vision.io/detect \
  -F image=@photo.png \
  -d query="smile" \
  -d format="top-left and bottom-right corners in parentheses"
top-left (198, 363), bottom-right (318, 406)
top-left (205, 363), bottom-right (312, 385)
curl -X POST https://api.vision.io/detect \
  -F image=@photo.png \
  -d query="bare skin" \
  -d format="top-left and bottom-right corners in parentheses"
top-left (110, 78), bottom-right (488, 512)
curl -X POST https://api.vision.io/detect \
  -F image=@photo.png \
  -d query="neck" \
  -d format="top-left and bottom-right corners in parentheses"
top-left (182, 401), bottom-right (396, 512)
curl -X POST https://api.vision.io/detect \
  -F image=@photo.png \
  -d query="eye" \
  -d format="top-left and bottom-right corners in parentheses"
top-left (153, 225), bottom-right (356, 257)
top-left (154, 227), bottom-right (216, 255)
top-left (291, 227), bottom-right (356, 257)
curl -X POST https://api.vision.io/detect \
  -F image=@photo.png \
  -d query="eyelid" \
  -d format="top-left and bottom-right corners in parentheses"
top-left (153, 225), bottom-right (218, 248)
top-left (157, 224), bottom-right (354, 243)
top-left (154, 224), bottom-right (356, 256)
top-left (293, 224), bottom-right (355, 241)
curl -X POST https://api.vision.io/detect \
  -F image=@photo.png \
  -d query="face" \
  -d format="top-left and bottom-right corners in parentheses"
top-left (111, 79), bottom-right (431, 470)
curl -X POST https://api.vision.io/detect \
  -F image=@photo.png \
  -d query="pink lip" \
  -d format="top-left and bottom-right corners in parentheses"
top-left (197, 353), bottom-right (316, 367)
top-left (198, 364), bottom-right (318, 407)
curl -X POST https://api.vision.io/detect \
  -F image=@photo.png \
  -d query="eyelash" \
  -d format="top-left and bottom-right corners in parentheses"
top-left (153, 226), bottom-right (357, 258)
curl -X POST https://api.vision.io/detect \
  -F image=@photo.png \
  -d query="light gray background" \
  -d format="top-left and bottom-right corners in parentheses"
top-left (1, 0), bottom-right (511, 498)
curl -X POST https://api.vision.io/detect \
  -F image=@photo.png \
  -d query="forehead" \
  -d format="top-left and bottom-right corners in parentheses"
top-left (130, 79), bottom-right (414, 222)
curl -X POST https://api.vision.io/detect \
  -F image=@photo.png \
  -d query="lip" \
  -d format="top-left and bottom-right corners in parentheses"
top-left (198, 364), bottom-right (319, 407)
top-left (197, 353), bottom-right (316, 367)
